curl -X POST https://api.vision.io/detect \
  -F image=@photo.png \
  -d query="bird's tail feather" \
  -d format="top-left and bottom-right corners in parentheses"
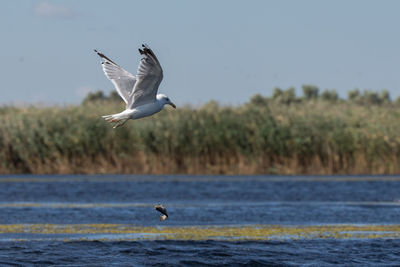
top-left (102, 113), bottom-right (129, 128)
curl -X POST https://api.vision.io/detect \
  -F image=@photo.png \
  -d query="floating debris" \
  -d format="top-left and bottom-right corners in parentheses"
top-left (154, 204), bottom-right (168, 221)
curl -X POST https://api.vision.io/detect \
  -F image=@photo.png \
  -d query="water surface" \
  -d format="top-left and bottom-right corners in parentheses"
top-left (1, 175), bottom-right (400, 266)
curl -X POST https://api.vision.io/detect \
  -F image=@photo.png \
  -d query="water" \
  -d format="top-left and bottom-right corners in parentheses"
top-left (1, 175), bottom-right (400, 266)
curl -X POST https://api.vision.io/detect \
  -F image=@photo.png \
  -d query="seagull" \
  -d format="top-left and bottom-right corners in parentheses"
top-left (94, 44), bottom-right (176, 128)
top-left (154, 204), bottom-right (168, 221)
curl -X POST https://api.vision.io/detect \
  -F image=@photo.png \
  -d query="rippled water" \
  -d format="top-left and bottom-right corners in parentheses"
top-left (1, 175), bottom-right (400, 266)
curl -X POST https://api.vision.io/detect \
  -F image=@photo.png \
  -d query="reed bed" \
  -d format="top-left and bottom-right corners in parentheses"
top-left (1, 98), bottom-right (400, 174)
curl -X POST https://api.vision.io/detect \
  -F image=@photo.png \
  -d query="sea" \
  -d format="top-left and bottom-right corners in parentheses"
top-left (0, 175), bottom-right (400, 266)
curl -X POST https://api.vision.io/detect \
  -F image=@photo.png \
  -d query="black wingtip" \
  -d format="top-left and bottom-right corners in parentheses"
top-left (94, 49), bottom-right (98, 53)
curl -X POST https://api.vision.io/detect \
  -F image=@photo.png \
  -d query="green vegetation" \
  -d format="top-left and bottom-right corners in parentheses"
top-left (1, 86), bottom-right (400, 174)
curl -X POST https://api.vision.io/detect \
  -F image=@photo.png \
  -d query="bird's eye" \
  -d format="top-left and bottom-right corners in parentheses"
top-left (166, 98), bottom-right (169, 101)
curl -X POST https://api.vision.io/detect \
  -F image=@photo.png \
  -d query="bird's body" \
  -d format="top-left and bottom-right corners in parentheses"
top-left (95, 44), bottom-right (175, 128)
top-left (104, 97), bottom-right (162, 121)
top-left (154, 204), bottom-right (168, 221)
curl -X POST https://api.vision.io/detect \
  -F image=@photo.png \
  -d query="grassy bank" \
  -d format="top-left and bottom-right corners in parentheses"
top-left (1, 92), bottom-right (400, 174)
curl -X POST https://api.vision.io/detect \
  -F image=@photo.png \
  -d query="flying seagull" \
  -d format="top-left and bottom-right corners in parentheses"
top-left (94, 44), bottom-right (176, 128)
top-left (154, 204), bottom-right (168, 221)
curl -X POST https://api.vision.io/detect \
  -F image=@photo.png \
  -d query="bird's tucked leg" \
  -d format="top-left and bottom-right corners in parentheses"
top-left (112, 118), bottom-right (128, 128)
top-left (102, 113), bottom-right (130, 128)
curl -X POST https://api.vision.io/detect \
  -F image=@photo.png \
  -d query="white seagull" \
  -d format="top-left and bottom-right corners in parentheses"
top-left (94, 44), bottom-right (176, 128)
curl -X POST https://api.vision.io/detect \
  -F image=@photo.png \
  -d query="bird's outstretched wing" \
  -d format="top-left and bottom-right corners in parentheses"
top-left (128, 44), bottom-right (163, 108)
top-left (94, 49), bottom-right (136, 107)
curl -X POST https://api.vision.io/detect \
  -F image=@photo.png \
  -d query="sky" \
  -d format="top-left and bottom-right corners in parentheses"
top-left (1, 0), bottom-right (400, 106)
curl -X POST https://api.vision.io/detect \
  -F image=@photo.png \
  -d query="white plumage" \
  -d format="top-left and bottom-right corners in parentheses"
top-left (95, 44), bottom-right (176, 128)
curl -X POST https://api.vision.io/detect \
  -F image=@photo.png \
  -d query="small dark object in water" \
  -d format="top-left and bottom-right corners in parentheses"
top-left (154, 204), bottom-right (168, 221)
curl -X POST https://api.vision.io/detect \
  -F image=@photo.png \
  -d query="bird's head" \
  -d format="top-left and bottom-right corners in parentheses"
top-left (157, 94), bottom-right (176, 109)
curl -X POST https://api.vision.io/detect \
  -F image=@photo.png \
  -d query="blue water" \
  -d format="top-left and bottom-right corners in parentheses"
top-left (1, 175), bottom-right (400, 266)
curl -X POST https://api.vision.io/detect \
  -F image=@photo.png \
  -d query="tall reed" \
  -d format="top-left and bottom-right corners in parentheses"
top-left (0, 99), bottom-right (399, 174)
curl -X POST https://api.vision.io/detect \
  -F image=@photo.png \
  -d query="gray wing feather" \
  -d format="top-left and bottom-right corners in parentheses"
top-left (129, 44), bottom-right (163, 108)
top-left (95, 50), bottom-right (136, 107)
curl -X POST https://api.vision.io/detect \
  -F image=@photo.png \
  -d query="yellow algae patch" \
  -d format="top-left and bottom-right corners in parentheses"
top-left (1, 201), bottom-right (400, 209)
top-left (0, 224), bottom-right (400, 241)
top-left (0, 203), bottom-right (42, 208)
top-left (0, 203), bottom-right (152, 208)
top-left (1, 201), bottom-right (400, 210)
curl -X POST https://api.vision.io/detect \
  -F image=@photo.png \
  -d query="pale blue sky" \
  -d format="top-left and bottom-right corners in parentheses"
top-left (1, 0), bottom-right (400, 105)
